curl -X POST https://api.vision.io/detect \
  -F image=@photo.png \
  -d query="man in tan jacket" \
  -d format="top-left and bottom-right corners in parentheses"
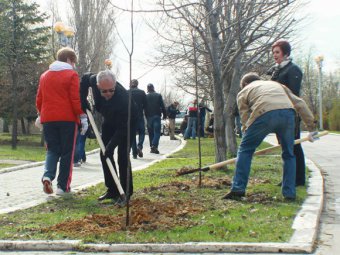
top-left (223, 72), bottom-right (316, 201)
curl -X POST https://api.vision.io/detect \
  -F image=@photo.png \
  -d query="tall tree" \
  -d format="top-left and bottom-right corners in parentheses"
top-left (68, 0), bottom-right (116, 75)
top-left (0, 0), bottom-right (49, 148)
top-left (149, 0), bottom-right (301, 161)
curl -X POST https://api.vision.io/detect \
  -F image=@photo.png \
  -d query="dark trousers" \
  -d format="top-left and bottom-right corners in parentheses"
top-left (100, 123), bottom-right (133, 198)
top-left (43, 121), bottom-right (77, 192)
top-left (131, 117), bottom-right (145, 155)
top-left (294, 125), bottom-right (306, 185)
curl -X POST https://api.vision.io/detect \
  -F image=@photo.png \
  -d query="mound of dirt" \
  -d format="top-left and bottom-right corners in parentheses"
top-left (45, 178), bottom-right (232, 235)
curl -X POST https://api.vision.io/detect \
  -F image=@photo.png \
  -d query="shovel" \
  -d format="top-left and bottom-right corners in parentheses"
top-left (86, 109), bottom-right (126, 202)
top-left (176, 130), bottom-right (329, 176)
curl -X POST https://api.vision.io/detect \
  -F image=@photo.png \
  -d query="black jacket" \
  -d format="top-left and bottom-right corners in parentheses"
top-left (128, 87), bottom-right (146, 119)
top-left (268, 61), bottom-right (303, 96)
top-left (80, 73), bottom-right (137, 149)
top-left (145, 91), bottom-right (167, 118)
top-left (167, 104), bottom-right (180, 119)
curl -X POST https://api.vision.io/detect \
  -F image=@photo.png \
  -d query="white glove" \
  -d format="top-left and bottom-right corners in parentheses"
top-left (35, 116), bottom-right (43, 131)
top-left (80, 114), bottom-right (88, 135)
top-left (307, 131), bottom-right (319, 143)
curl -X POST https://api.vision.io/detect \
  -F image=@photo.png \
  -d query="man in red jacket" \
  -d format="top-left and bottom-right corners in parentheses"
top-left (36, 47), bottom-right (87, 196)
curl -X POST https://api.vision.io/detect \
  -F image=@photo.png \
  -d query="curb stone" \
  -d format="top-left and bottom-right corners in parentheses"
top-left (0, 137), bottom-right (323, 253)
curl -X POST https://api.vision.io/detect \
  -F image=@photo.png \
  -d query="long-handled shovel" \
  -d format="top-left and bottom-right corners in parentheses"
top-left (176, 130), bottom-right (329, 176)
top-left (86, 109), bottom-right (126, 201)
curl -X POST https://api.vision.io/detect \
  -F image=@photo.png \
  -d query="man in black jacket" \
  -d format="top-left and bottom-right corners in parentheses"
top-left (128, 79), bottom-right (146, 159)
top-left (167, 101), bottom-right (180, 140)
top-left (81, 70), bottom-right (137, 202)
top-left (145, 83), bottom-right (167, 154)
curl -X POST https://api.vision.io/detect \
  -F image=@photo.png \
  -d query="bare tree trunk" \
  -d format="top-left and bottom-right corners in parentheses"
top-left (11, 70), bottom-right (18, 149)
top-left (20, 117), bottom-right (26, 135)
top-left (206, 0), bottom-right (226, 162)
top-left (3, 118), bottom-right (9, 133)
top-left (224, 56), bottom-right (242, 156)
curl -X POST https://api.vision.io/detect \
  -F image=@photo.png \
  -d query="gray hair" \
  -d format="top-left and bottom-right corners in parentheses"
top-left (96, 70), bottom-right (116, 85)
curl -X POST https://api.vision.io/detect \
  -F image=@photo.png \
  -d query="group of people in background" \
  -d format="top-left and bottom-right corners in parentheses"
top-left (35, 38), bottom-right (315, 203)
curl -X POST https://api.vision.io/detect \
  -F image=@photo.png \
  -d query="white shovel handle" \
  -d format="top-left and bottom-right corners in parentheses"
top-left (86, 109), bottom-right (125, 197)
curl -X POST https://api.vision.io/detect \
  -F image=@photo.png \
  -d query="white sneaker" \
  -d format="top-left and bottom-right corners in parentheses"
top-left (73, 162), bottom-right (81, 167)
top-left (42, 177), bottom-right (53, 194)
top-left (56, 187), bottom-right (72, 196)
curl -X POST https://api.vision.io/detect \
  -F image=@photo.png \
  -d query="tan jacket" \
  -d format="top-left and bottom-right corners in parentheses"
top-left (237, 80), bottom-right (315, 133)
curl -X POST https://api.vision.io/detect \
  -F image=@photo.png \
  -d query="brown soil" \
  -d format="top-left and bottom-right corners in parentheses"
top-left (45, 178), bottom-right (232, 235)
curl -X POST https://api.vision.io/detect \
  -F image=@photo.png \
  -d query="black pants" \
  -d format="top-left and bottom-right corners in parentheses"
top-left (294, 125), bottom-right (306, 186)
top-left (100, 123), bottom-right (133, 198)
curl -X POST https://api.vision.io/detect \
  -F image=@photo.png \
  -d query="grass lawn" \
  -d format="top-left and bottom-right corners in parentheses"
top-left (0, 133), bottom-right (99, 165)
top-left (0, 135), bottom-right (307, 243)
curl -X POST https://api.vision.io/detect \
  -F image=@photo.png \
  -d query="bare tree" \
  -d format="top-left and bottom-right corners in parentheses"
top-left (68, 0), bottom-right (116, 75)
top-left (147, 0), bottom-right (302, 162)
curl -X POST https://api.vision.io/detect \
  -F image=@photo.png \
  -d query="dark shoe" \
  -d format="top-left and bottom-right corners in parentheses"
top-left (98, 191), bottom-right (116, 201)
top-left (279, 181), bottom-right (305, 187)
top-left (296, 183), bottom-right (305, 187)
top-left (284, 196), bottom-right (296, 202)
top-left (150, 146), bottom-right (160, 154)
top-left (132, 154), bottom-right (137, 159)
top-left (222, 190), bottom-right (245, 200)
top-left (137, 148), bottom-right (143, 158)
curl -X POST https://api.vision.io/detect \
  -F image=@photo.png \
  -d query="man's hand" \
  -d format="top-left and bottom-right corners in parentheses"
top-left (307, 131), bottom-right (319, 143)
top-left (80, 114), bottom-right (88, 135)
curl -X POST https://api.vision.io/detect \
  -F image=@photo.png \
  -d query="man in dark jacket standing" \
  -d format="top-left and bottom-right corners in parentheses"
top-left (84, 70), bottom-right (137, 202)
top-left (128, 79), bottom-right (147, 159)
top-left (145, 83), bottom-right (167, 154)
top-left (167, 101), bottom-right (180, 140)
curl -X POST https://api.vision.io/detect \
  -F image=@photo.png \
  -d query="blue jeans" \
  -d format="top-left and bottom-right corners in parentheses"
top-left (184, 117), bottom-right (197, 139)
top-left (43, 121), bottom-right (77, 192)
top-left (147, 115), bottom-right (161, 148)
top-left (74, 132), bottom-right (87, 163)
top-left (132, 117), bottom-right (145, 155)
top-left (231, 109), bottom-right (296, 198)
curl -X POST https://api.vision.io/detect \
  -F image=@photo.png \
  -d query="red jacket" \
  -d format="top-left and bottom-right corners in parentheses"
top-left (36, 62), bottom-right (83, 123)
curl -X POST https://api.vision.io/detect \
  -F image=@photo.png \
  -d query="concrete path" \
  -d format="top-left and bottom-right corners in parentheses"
top-left (265, 132), bottom-right (340, 255)
top-left (0, 136), bottom-right (184, 214)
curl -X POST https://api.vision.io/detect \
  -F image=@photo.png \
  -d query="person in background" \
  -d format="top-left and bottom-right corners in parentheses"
top-left (167, 101), bottom-right (180, 140)
top-left (180, 115), bottom-right (188, 136)
top-left (206, 113), bottom-right (214, 136)
top-left (184, 99), bottom-right (198, 140)
top-left (36, 47), bottom-right (87, 196)
top-left (73, 120), bottom-right (88, 167)
top-left (268, 39), bottom-right (305, 186)
top-left (145, 83), bottom-right (167, 154)
top-left (199, 100), bottom-right (212, 137)
top-left (223, 73), bottom-right (316, 201)
top-left (128, 79), bottom-right (147, 159)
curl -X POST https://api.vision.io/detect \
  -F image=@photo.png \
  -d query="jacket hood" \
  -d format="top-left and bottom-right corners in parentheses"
top-left (49, 61), bottom-right (73, 71)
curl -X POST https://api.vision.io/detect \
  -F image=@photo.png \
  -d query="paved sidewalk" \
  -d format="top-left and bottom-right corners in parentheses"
top-left (0, 136), bottom-right (184, 214)
top-left (265, 132), bottom-right (340, 255)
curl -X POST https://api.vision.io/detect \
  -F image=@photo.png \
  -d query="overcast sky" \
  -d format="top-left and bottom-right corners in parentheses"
top-left (35, 0), bottom-right (339, 91)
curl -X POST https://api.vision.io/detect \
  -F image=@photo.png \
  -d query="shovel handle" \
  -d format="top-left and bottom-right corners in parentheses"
top-left (86, 109), bottom-right (126, 198)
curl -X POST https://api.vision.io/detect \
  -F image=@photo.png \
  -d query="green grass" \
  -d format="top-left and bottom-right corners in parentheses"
top-left (0, 136), bottom-right (306, 243)
top-left (0, 133), bottom-right (99, 164)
